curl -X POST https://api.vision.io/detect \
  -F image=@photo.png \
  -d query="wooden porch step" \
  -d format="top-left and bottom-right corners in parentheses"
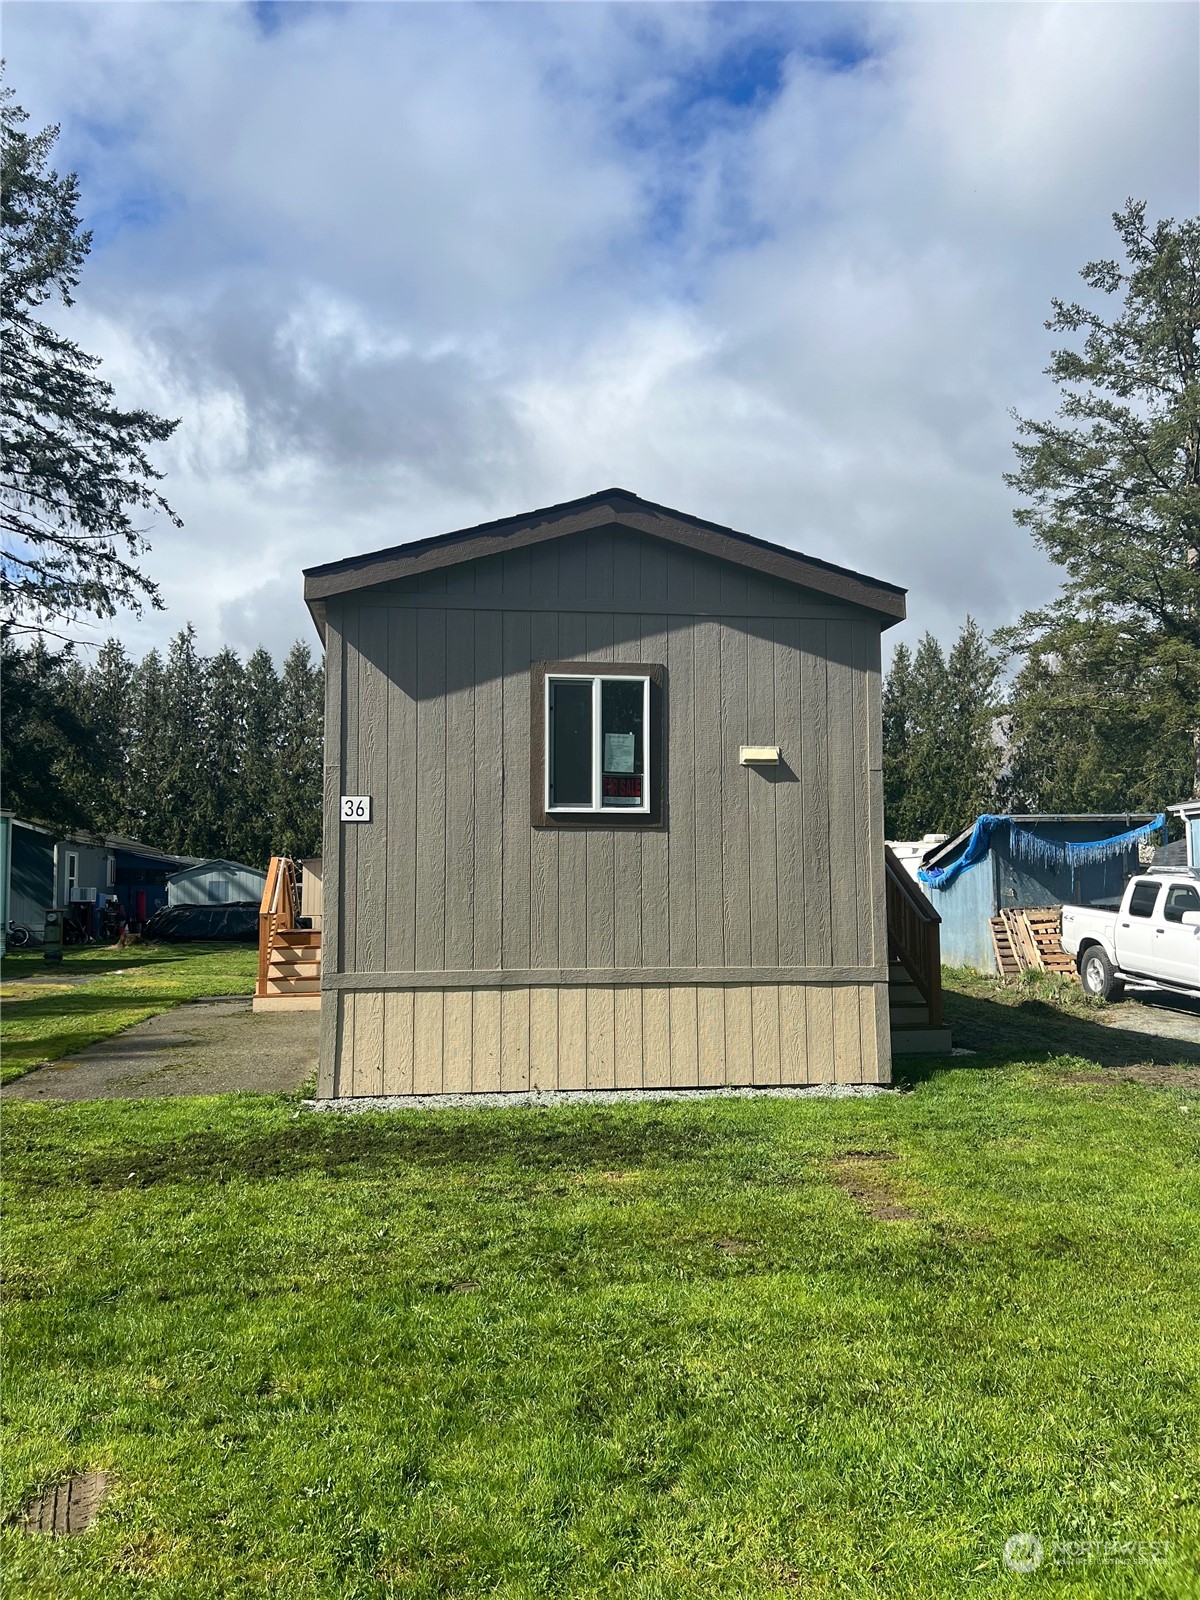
top-left (263, 976), bottom-right (321, 996)
top-left (891, 1025), bottom-right (954, 1055)
top-left (272, 928), bottom-right (321, 948)
top-left (268, 956), bottom-right (321, 977)
top-left (253, 993), bottom-right (321, 1013)
top-left (889, 1004), bottom-right (931, 1028)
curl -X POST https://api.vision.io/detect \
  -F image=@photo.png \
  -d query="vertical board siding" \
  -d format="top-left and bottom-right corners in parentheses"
top-left (414, 609), bottom-right (447, 971)
top-left (746, 625), bottom-right (779, 968)
top-left (355, 609), bottom-right (388, 976)
top-left (665, 616), bottom-right (697, 967)
top-left (340, 608), bottom-right (361, 974)
top-left (340, 982), bottom-right (887, 1091)
top-left (719, 623), bottom-right (752, 967)
top-left (472, 611), bottom-right (504, 970)
top-left (528, 612), bottom-right (560, 968)
top-left (320, 531), bottom-right (891, 1095)
top-left (614, 985), bottom-right (642, 1088)
top-left (317, 616), bottom-right (345, 1098)
top-left (443, 612), bottom-right (475, 970)
top-left (798, 620), bottom-right (833, 967)
top-left (773, 617), bottom-right (804, 968)
top-left (555, 610), bottom-right (589, 970)
top-left (692, 616), bottom-right (725, 967)
top-left (385, 608), bottom-right (417, 973)
top-left (502, 611), bottom-right (533, 970)
top-left (584, 613), bottom-right (616, 969)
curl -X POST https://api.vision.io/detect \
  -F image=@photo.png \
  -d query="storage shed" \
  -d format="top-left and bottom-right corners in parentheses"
top-left (303, 488), bottom-right (907, 1098)
top-left (167, 859), bottom-right (267, 907)
top-left (919, 813), bottom-right (1163, 972)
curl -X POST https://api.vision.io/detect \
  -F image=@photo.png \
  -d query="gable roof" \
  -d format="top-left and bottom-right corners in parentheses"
top-left (303, 487), bottom-right (906, 637)
top-left (165, 858), bottom-right (266, 883)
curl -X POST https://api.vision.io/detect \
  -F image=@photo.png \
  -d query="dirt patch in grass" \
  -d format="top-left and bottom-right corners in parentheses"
top-left (16, 1471), bottom-right (109, 1535)
top-left (829, 1151), bottom-right (916, 1221)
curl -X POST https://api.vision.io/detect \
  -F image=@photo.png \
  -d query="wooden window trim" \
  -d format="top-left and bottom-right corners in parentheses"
top-left (530, 661), bottom-right (665, 829)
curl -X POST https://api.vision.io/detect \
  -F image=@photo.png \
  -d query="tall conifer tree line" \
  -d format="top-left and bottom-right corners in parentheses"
top-left (1, 628), bottom-right (324, 864)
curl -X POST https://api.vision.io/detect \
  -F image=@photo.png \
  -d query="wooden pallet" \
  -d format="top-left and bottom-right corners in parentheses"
top-left (1019, 908), bottom-right (1075, 974)
top-left (990, 908), bottom-right (1074, 977)
top-left (989, 914), bottom-right (1022, 977)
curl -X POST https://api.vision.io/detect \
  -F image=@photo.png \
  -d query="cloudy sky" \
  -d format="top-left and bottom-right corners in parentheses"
top-left (7, 0), bottom-right (1198, 664)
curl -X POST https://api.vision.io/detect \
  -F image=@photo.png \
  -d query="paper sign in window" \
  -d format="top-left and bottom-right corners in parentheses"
top-left (604, 732), bottom-right (635, 773)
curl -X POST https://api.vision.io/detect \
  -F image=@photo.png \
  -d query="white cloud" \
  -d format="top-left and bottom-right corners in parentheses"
top-left (4, 0), bottom-right (1196, 664)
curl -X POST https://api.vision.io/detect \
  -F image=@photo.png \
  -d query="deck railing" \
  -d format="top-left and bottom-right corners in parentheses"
top-left (256, 856), bottom-right (299, 997)
top-left (884, 844), bottom-right (943, 1027)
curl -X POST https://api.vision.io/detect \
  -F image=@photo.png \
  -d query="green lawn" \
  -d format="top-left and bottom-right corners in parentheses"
top-left (3, 982), bottom-right (1199, 1597)
top-left (0, 943), bottom-right (257, 1084)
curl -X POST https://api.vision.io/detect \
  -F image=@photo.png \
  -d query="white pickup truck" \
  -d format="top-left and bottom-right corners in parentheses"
top-left (1061, 870), bottom-right (1200, 1001)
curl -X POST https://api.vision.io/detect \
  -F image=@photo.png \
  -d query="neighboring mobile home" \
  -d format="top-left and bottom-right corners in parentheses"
top-left (304, 489), bottom-right (907, 1098)
top-left (167, 859), bottom-right (267, 907)
top-left (1168, 800), bottom-right (1200, 867)
top-left (0, 812), bottom-right (198, 945)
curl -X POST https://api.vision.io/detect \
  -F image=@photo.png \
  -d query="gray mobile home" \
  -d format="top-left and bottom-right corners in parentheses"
top-left (167, 859), bottom-right (268, 907)
top-left (304, 489), bottom-right (907, 1098)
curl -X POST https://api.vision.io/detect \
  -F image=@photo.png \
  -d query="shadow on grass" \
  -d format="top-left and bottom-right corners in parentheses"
top-left (895, 981), bottom-right (1200, 1088)
top-left (1, 943), bottom-right (249, 981)
top-left (8, 1113), bottom-right (758, 1194)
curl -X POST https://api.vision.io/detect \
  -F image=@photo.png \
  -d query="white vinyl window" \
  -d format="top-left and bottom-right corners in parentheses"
top-left (546, 673), bottom-right (650, 814)
top-left (66, 852), bottom-right (78, 894)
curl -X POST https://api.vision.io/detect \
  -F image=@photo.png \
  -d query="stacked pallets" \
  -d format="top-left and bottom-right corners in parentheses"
top-left (989, 907), bottom-right (1075, 978)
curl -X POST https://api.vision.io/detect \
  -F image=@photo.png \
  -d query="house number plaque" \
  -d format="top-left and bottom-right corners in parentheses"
top-left (340, 796), bottom-right (372, 822)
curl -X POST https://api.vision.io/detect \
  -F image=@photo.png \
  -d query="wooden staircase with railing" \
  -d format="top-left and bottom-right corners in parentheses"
top-left (253, 856), bottom-right (322, 1013)
top-left (885, 844), bottom-right (952, 1055)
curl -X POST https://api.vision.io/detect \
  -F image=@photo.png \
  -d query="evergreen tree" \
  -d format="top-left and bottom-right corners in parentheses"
top-left (1, 87), bottom-right (181, 633)
top-left (127, 647), bottom-right (170, 846)
top-left (882, 620), bottom-right (1001, 837)
top-left (61, 636), bottom-right (133, 833)
top-left (1001, 200), bottom-right (1200, 801)
top-left (0, 632), bottom-right (97, 827)
top-left (882, 640), bottom-right (914, 837)
top-left (273, 641), bottom-right (324, 860)
top-left (236, 648), bottom-right (281, 867)
top-left (202, 646), bottom-right (249, 859)
top-left (151, 626), bottom-right (209, 855)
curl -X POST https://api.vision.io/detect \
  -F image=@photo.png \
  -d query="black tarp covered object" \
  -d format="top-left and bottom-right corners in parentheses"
top-left (142, 903), bottom-right (259, 942)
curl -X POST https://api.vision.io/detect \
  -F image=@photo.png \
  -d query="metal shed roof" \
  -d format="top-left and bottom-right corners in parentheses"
top-left (921, 814), bottom-right (1158, 871)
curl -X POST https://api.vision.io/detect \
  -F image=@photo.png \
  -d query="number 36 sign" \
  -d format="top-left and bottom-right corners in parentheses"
top-left (340, 795), bottom-right (372, 823)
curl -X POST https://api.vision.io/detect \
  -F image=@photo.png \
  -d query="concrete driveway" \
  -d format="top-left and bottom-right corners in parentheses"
top-left (2, 999), bottom-right (318, 1102)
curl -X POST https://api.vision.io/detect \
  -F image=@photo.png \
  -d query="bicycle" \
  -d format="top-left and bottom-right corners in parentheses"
top-left (5, 919), bottom-right (32, 949)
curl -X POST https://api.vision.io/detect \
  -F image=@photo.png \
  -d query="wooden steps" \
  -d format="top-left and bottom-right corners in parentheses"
top-left (884, 847), bottom-right (953, 1056)
top-left (888, 959), bottom-right (953, 1054)
top-left (254, 857), bottom-right (323, 1013)
top-left (989, 908), bottom-right (1074, 978)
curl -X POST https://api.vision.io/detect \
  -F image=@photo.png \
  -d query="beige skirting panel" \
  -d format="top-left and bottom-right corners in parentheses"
top-left (318, 983), bottom-right (890, 1098)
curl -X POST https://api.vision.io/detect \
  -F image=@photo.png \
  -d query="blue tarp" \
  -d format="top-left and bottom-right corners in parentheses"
top-left (918, 814), bottom-right (1166, 892)
top-left (918, 815), bottom-right (1007, 891)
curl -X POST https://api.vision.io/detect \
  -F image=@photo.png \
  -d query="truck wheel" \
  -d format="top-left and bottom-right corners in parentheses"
top-left (1080, 946), bottom-right (1123, 1001)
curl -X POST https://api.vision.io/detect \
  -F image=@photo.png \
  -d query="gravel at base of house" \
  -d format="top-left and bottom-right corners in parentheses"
top-left (304, 1083), bottom-right (894, 1114)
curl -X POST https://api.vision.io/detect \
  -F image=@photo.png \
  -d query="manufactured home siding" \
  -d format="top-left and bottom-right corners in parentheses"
top-left (318, 529), bottom-right (888, 1096)
top-left (168, 862), bottom-right (266, 906)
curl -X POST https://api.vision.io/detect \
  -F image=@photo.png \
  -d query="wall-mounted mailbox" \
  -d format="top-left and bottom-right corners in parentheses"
top-left (739, 746), bottom-right (781, 766)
